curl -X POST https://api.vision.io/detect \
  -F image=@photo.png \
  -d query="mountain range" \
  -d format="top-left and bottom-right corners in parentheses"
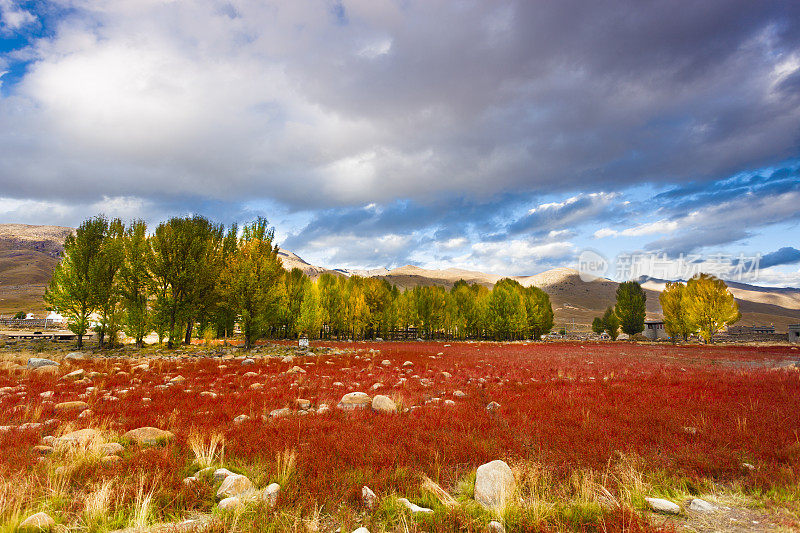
top-left (2, 224), bottom-right (799, 331)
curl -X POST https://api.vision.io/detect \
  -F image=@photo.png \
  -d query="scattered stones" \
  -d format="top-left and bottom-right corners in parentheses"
top-left (402, 361), bottom-right (413, 367)
top-left (65, 352), bottom-right (86, 360)
top-left (444, 399), bottom-right (455, 406)
top-left (63, 369), bottom-right (85, 380)
top-left (18, 511), bottom-right (55, 532)
top-left (269, 407), bottom-right (292, 418)
top-left (296, 398), bottom-right (311, 410)
top-left (352, 528), bottom-right (370, 533)
top-left (371, 394), bottom-right (397, 413)
top-left (486, 401), bottom-right (501, 411)
top-left (101, 455), bottom-right (122, 466)
top-left (122, 427), bottom-right (175, 446)
top-left (263, 482), bottom-right (280, 507)
top-left (286, 366), bottom-right (306, 374)
top-left (213, 468), bottom-right (234, 482)
top-left (397, 497), bottom-right (433, 514)
top-left (645, 497), bottom-right (681, 515)
top-left (337, 392), bottom-right (371, 410)
top-left (688, 498), bottom-right (716, 512)
top-left (169, 376), bottom-right (185, 384)
top-left (488, 521), bottom-right (505, 533)
top-left (99, 442), bottom-right (124, 456)
top-left (441, 371), bottom-right (452, 379)
top-left (78, 409), bottom-right (94, 419)
top-left (381, 360), bottom-right (391, 366)
top-left (362, 486), bottom-right (377, 509)
top-left (474, 460), bottom-right (515, 509)
top-left (32, 445), bottom-right (53, 456)
top-left (242, 358), bottom-right (255, 366)
top-left (218, 496), bottom-right (242, 510)
top-left (234, 414), bottom-right (250, 424)
top-left (54, 401), bottom-right (89, 414)
top-left (200, 391), bottom-right (218, 399)
top-left (217, 473), bottom-right (254, 499)
top-left (27, 358), bottom-right (59, 370)
top-left (741, 462), bottom-right (756, 472)
top-left (53, 428), bottom-right (100, 448)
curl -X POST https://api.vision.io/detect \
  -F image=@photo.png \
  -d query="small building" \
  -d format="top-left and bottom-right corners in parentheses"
top-left (789, 324), bottom-right (800, 343)
top-left (728, 324), bottom-right (775, 335)
top-left (644, 320), bottom-right (668, 340)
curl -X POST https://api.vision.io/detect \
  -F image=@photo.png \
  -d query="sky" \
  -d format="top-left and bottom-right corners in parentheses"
top-left (1, 0), bottom-right (800, 286)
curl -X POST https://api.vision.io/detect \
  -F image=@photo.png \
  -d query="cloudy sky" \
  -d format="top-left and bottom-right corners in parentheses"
top-left (1, 1), bottom-right (799, 285)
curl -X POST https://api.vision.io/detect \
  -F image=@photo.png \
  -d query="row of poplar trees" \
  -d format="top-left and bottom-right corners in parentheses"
top-left (45, 215), bottom-right (554, 349)
top-left (592, 276), bottom-right (740, 342)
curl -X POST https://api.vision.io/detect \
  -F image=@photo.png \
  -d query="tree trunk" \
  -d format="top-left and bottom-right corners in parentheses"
top-left (77, 333), bottom-right (83, 349)
top-left (185, 321), bottom-right (194, 345)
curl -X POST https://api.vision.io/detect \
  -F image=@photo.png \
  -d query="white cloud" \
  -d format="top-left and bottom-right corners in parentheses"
top-left (0, 0), bottom-right (36, 32)
top-left (594, 219), bottom-right (678, 238)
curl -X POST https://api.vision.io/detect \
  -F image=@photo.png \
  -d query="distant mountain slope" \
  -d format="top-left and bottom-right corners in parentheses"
top-left (2, 224), bottom-right (798, 331)
top-left (0, 224), bottom-right (74, 314)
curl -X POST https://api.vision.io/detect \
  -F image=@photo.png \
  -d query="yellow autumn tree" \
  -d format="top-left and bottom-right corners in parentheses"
top-left (659, 281), bottom-right (692, 341)
top-left (683, 273), bottom-right (740, 343)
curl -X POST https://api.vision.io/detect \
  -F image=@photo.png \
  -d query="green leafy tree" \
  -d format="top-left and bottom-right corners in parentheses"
top-left (602, 306), bottom-right (620, 340)
top-left (282, 267), bottom-right (309, 337)
top-left (93, 218), bottom-right (125, 348)
top-left (219, 218), bottom-right (283, 350)
top-left (297, 282), bottom-right (324, 339)
top-left (487, 279), bottom-right (527, 340)
top-left (659, 281), bottom-right (691, 341)
top-left (44, 216), bottom-right (107, 348)
top-left (684, 273), bottom-right (740, 343)
top-left (615, 280), bottom-right (646, 336)
top-left (119, 220), bottom-right (151, 347)
top-left (522, 286), bottom-right (554, 340)
top-left (591, 317), bottom-right (604, 334)
top-left (13, 311), bottom-right (26, 320)
top-left (148, 216), bottom-right (224, 348)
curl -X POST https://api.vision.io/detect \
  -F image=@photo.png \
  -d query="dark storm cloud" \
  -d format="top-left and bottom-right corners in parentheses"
top-left (761, 247), bottom-right (800, 268)
top-left (0, 0), bottom-right (799, 212)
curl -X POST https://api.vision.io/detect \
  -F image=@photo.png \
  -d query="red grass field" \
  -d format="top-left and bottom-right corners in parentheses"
top-left (1, 341), bottom-right (799, 532)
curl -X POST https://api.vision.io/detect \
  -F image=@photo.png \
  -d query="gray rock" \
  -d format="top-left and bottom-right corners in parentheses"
top-left (241, 358), bottom-right (255, 366)
top-left (474, 460), bottom-right (515, 509)
top-left (233, 414), bottom-right (250, 424)
top-left (486, 401), bottom-right (501, 411)
top-left (488, 521), bottom-right (505, 533)
top-left (216, 473), bottom-right (254, 499)
top-left (352, 528), bottom-right (370, 533)
top-left (337, 392), bottom-right (371, 410)
top-left (269, 407), bottom-right (292, 418)
top-left (263, 482), bottom-right (280, 507)
top-left (371, 395), bottom-right (397, 413)
top-left (65, 352), bottom-right (86, 360)
top-left (213, 468), bottom-right (234, 482)
top-left (27, 358), bottom-right (59, 370)
top-left (688, 498), bottom-right (716, 512)
top-left (18, 511), bottom-right (55, 531)
top-left (122, 427), bottom-right (175, 445)
top-left (362, 485), bottom-right (377, 509)
top-left (397, 497), bottom-right (433, 514)
top-left (218, 496), bottom-right (242, 510)
top-left (645, 497), bottom-right (681, 515)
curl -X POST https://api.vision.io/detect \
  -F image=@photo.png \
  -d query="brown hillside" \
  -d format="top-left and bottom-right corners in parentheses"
top-left (2, 224), bottom-right (799, 331)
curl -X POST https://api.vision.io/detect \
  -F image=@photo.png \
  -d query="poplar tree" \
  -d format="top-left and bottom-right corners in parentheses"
top-left (119, 220), bottom-right (151, 347)
top-left (94, 218), bottom-right (125, 348)
top-left (659, 281), bottom-right (691, 341)
top-left (684, 273), bottom-right (740, 343)
top-left (44, 216), bottom-right (107, 348)
top-left (219, 218), bottom-right (283, 349)
top-left (615, 280), bottom-right (646, 336)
